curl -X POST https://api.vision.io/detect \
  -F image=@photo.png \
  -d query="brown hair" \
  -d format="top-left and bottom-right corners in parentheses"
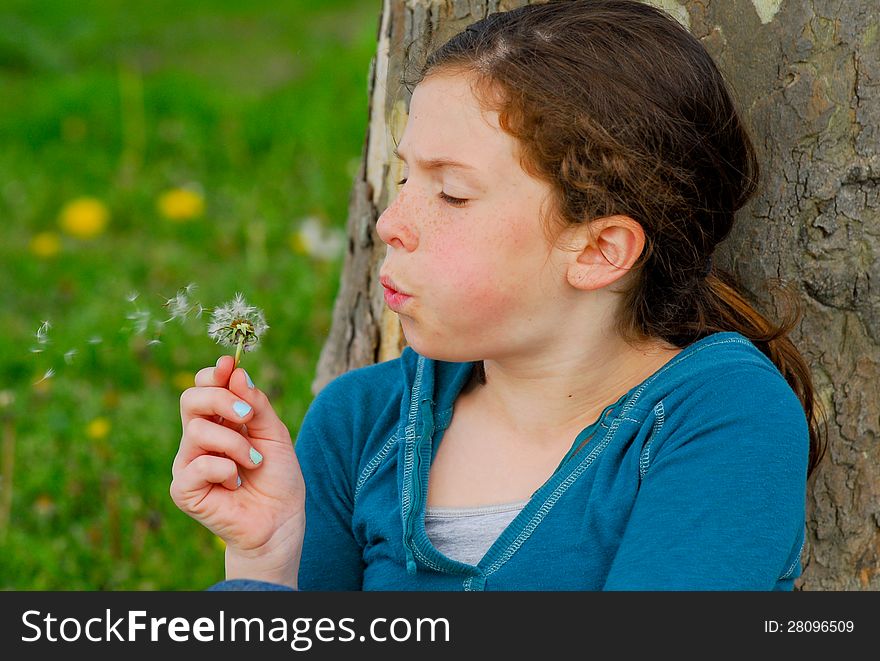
top-left (405, 0), bottom-right (826, 475)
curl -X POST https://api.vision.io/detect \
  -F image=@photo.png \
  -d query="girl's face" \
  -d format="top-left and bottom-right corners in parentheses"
top-left (377, 72), bottom-right (571, 363)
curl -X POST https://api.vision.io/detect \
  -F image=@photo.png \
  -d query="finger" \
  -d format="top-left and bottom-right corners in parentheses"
top-left (227, 367), bottom-right (292, 445)
top-left (194, 355), bottom-right (234, 388)
top-left (173, 417), bottom-right (264, 476)
top-left (170, 454), bottom-right (240, 511)
top-left (180, 384), bottom-right (257, 431)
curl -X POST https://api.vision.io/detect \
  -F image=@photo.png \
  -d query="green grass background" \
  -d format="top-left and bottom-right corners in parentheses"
top-left (0, 0), bottom-right (379, 589)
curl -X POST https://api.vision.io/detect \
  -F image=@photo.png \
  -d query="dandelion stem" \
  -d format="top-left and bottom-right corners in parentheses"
top-left (234, 337), bottom-right (244, 369)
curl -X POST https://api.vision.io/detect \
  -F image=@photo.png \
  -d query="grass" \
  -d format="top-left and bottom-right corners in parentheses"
top-left (0, 0), bottom-right (379, 589)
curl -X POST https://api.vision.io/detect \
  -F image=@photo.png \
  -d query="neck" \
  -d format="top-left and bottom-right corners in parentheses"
top-left (468, 334), bottom-right (680, 441)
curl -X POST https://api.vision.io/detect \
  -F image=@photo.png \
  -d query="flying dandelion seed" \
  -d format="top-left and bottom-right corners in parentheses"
top-left (64, 349), bottom-right (77, 364)
top-left (34, 368), bottom-right (55, 385)
top-left (35, 320), bottom-right (51, 345)
top-left (127, 308), bottom-right (151, 335)
top-left (29, 347), bottom-right (44, 354)
top-left (88, 336), bottom-right (103, 345)
top-left (126, 291), bottom-right (140, 303)
top-left (163, 286), bottom-right (194, 322)
top-left (147, 339), bottom-right (162, 346)
top-left (207, 293), bottom-right (269, 368)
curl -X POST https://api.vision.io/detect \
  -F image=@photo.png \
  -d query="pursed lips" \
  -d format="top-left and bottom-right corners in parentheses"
top-left (380, 274), bottom-right (413, 311)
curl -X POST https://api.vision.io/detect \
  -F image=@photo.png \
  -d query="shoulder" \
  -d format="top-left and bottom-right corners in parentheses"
top-left (629, 331), bottom-right (809, 467)
top-left (294, 348), bottom-right (420, 484)
top-left (636, 331), bottom-right (802, 408)
top-left (306, 348), bottom-right (417, 425)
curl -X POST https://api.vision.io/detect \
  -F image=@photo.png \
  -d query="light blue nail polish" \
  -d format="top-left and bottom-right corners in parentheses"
top-left (249, 447), bottom-right (263, 465)
top-left (236, 476), bottom-right (242, 488)
top-left (233, 400), bottom-right (252, 418)
top-left (243, 370), bottom-right (255, 389)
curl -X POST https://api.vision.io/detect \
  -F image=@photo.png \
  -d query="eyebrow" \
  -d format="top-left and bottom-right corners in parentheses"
top-left (392, 146), bottom-right (479, 172)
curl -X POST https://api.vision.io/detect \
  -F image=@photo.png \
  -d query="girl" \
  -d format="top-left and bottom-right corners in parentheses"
top-left (171, 0), bottom-right (825, 590)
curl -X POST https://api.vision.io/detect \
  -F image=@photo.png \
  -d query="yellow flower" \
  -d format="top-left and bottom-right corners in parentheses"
top-left (86, 417), bottom-right (111, 440)
top-left (157, 188), bottom-right (205, 221)
top-left (30, 231), bottom-right (62, 258)
top-left (58, 197), bottom-right (109, 238)
top-left (172, 371), bottom-right (194, 391)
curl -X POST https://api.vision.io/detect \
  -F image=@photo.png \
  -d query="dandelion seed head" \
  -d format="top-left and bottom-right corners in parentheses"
top-left (207, 293), bottom-right (269, 352)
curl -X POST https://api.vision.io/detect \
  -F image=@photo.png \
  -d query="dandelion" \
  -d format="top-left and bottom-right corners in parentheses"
top-left (207, 293), bottom-right (269, 368)
top-left (157, 187), bottom-right (205, 222)
top-left (58, 196), bottom-right (109, 239)
top-left (86, 417), bottom-right (111, 440)
top-left (30, 231), bottom-right (62, 258)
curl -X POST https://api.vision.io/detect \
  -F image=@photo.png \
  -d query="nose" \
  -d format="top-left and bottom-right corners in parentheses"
top-left (376, 189), bottom-right (418, 251)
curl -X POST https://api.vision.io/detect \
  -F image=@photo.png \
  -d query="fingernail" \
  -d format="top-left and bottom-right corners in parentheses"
top-left (236, 476), bottom-right (242, 488)
top-left (233, 400), bottom-right (252, 418)
top-left (249, 447), bottom-right (263, 465)
top-left (216, 356), bottom-right (223, 368)
top-left (243, 370), bottom-right (255, 389)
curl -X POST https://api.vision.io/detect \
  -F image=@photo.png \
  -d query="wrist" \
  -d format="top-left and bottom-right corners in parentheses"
top-left (224, 518), bottom-right (304, 590)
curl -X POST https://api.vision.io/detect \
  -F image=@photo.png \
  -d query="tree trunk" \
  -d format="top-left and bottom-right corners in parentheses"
top-left (314, 0), bottom-right (879, 590)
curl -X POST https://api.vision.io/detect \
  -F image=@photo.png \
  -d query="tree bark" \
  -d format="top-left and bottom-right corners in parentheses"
top-left (314, 0), bottom-right (879, 590)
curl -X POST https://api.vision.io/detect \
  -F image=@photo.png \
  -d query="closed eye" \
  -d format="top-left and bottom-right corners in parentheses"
top-left (396, 178), bottom-right (469, 208)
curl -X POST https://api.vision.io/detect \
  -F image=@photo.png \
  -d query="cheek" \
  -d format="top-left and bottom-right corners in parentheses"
top-left (429, 235), bottom-right (524, 313)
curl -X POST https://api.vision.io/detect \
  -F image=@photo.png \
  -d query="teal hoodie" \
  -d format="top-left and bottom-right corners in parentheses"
top-left (213, 331), bottom-right (809, 591)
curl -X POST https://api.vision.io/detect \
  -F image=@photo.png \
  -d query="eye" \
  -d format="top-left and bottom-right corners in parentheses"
top-left (438, 192), bottom-right (468, 207)
top-left (395, 178), bottom-right (469, 207)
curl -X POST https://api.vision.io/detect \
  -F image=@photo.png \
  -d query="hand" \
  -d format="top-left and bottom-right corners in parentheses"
top-left (170, 356), bottom-right (305, 587)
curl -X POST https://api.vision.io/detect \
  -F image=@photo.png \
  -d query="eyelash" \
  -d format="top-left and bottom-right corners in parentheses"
top-left (396, 178), bottom-right (468, 207)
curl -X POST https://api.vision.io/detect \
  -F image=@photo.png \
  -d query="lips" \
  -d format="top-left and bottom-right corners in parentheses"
top-left (380, 274), bottom-right (412, 312)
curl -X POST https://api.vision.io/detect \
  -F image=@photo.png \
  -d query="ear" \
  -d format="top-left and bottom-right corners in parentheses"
top-left (564, 215), bottom-right (645, 291)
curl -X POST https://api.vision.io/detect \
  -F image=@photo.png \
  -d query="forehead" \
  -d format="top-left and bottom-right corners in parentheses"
top-left (398, 73), bottom-right (521, 175)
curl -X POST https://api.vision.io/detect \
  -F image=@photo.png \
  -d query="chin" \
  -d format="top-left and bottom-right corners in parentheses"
top-left (400, 324), bottom-right (482, 364)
